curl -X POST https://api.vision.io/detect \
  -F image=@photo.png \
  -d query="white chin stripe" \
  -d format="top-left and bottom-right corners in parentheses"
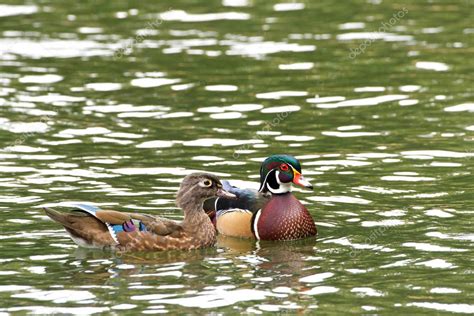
top-left (267, 172), bottom-right (292, 194)
top-left (260, 169), bottom-right (293, 194)
top-left (267, 182), bottom-right (291, 194)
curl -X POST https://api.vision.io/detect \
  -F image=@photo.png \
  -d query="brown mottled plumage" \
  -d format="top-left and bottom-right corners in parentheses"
top-left (44, 173), bottom-right (235, 252)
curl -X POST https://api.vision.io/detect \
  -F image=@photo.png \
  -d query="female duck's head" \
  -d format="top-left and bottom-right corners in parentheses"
top-left (176, 173), bottom-right (236, 209)
top-left (258, 155), bottom-right (313, 194)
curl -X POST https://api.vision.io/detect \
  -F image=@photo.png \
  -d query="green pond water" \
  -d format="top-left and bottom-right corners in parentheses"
top-left (0, 0), bottom-right (473, 314)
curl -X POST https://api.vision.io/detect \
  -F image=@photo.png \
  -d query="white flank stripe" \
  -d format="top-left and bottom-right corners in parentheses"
top-left (253, 209), bottom-right (262, 240)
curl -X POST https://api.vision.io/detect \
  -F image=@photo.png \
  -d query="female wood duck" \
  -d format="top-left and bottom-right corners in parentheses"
top-left (44, 173), bottom-right (236, 252)
top-left (204, 155), bottom-right (317, 241)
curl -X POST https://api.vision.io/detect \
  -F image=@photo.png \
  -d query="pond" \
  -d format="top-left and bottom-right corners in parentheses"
top-left (0, 0), bottom-right (473, 314)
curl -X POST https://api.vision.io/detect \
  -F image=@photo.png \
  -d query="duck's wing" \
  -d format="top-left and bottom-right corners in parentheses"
top-left (94, 209), bottom-right (182, 237)
top-left (132, 214), bottom-right (183, 238)
top-left (44, 204), bottom-right (183, 249)
top-left (203, 181), bottom-right (270, 238)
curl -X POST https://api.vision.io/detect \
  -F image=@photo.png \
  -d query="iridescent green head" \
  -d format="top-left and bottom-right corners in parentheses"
top-left (258, 154), bottom-right (312, 194)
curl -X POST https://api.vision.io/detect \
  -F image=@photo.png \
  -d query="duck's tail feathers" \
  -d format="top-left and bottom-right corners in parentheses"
top-left (43, 207), bottom-right (115, 249)
top-left (44, 207), bottom-right (73, 227)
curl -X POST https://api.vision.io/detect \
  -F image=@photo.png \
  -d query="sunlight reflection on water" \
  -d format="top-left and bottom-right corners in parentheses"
top-left (0, 0), bottom-right (473, 314)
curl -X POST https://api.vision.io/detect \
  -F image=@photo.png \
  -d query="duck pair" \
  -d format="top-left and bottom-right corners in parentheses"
top-left (45, 155), bottom-right (317, 251)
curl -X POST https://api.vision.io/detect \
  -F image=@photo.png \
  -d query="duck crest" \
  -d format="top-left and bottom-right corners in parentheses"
top-left (252, 193), bottom-right (317, 241)
top-left (258, 155), bottom-right (303, 194)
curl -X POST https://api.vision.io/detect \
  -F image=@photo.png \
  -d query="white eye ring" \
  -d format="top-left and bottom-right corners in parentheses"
top-left (200, 179), bottom-right (213, 187)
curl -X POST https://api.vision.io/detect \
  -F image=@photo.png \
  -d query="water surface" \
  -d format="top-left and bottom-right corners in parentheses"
top-left (0, 0), bottom-right (473, 314)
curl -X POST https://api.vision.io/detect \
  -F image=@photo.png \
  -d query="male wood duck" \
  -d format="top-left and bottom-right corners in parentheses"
top-left (44, 173), bottom-right (236, 252)
top-left (204, 155), bottom-right (317, 241)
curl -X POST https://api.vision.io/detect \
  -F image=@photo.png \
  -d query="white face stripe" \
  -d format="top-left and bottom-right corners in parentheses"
top-left (276, 170), bottom-right (281, 184)
top-left (259, 162), bottom-right (300, 193)
top-left (258, 169), bottom-right (273, 192)
top-left (266, 170), bottom-right (292, 194)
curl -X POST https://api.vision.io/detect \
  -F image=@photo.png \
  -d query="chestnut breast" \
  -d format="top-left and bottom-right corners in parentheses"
top-left (255, 193), bottom-right (317, 241)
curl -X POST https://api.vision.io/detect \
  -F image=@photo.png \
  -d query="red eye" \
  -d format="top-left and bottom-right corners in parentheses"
top-left (280, 164), bottom-right (289, 171)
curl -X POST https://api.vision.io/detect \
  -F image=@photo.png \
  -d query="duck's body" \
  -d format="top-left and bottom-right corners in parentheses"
top-left (45, 173), bottom-right (235, 252)
top-left (45, 204), bottom-right (214, 251)
top-left (205, 155), bottom-right (317, 241)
